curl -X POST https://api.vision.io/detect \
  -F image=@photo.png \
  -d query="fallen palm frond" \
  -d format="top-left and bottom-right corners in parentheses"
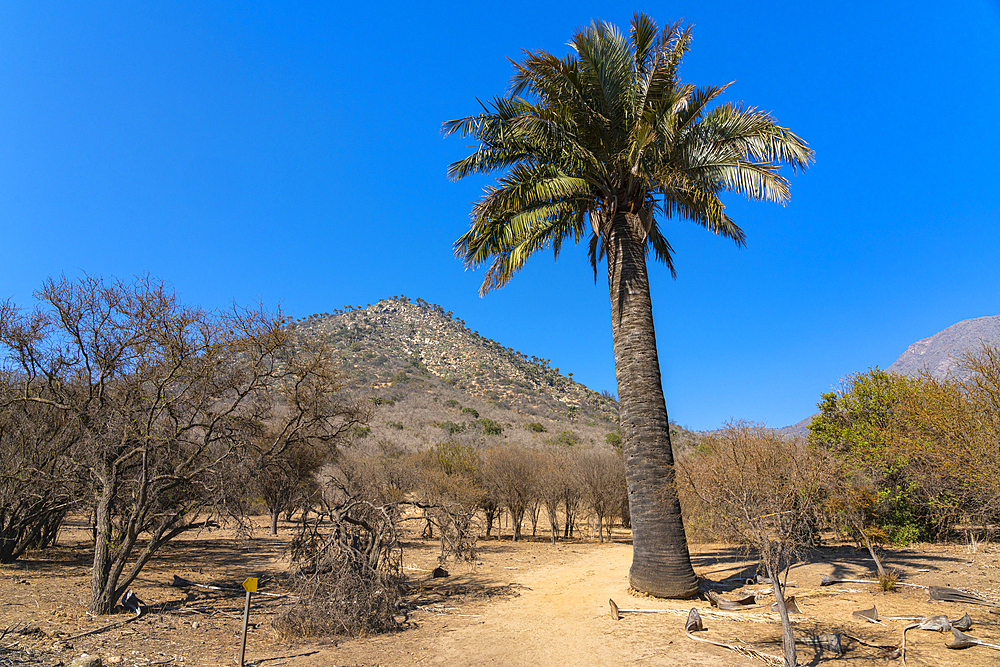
top-left (610, 600), bottom-right (801, 625)
top-left (684, 608), bottom-right (784, 666)
top-left (707, 590), bottom-right (759, 610)
top-left (769, 596), bottom-right (801, 614)
top-left (901, 615), bottom-right (952, 665)
top-left (853, 606), bottom-right (974, 629)
top-left (947, 627), bottom-right (1000, 650)
top-left (170, 575), bottom-right (293, 599)
top-left (853, 607), bottom-right (887, 626)
top-left (930, 586), bottom-right (1000, 608)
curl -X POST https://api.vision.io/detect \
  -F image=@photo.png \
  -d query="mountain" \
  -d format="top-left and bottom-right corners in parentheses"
top-left (886, 314), bottom-right (1000, 379)
top-left (292, 296), bottom-right (701, 455)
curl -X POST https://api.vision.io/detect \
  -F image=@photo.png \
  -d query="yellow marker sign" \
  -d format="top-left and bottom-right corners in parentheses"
top-left (242, 577), bottom-right (258, 593)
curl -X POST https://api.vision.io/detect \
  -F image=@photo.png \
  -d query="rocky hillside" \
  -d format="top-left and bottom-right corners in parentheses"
top-left (887, 313), bottom-right (1000, 379)
top-left (294, 296), bottom-right (618, 420)
top-left (291, 296), bottom-right (701, 455)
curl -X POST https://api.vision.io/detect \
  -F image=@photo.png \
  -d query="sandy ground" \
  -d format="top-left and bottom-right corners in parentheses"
top-left (3, 519), bottom-right (1000, 667)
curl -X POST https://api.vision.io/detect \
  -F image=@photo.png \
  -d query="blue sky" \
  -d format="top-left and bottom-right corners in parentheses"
top-left (2, 1), bottom-right (999, 430)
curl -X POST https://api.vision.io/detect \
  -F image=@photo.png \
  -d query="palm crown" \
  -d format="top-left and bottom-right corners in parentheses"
top-left (445, 13), bottom-right (814, 294)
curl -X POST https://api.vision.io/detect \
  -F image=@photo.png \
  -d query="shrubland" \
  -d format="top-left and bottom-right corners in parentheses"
top-left (9, 276), bottom-right (999, 642)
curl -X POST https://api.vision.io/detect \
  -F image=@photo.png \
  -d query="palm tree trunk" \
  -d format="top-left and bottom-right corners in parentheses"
top-left (607, 212), bottom-right (699, 599)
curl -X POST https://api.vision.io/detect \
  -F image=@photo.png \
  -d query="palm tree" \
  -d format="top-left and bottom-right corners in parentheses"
top-left (444, 13), bottom-right (812, 598)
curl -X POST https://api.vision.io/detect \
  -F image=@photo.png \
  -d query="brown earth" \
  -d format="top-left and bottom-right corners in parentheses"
top-left (3, 519), bottom-right (1000, 667)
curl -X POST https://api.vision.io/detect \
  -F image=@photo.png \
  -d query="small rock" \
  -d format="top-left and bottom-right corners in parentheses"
top-left (105, 656), bottom-right (122, 664)
top-left (190, 621), bottom-right (200, 629)
top-left (69, 654), bottom-right (102, 667)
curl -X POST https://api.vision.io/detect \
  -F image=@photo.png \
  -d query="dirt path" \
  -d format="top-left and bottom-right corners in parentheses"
top-left (5, 521), bottom-right (1000, 667)
top-left (279, 542), bottom-right (751, 667)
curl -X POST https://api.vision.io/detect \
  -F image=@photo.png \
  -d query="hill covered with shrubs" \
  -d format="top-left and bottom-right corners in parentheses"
top-left (292, 296), bottom-right (701, 455)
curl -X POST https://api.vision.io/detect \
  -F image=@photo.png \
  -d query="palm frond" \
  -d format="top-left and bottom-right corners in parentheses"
top-left (700, 104), bottom-right (815, 171)
top-left (660, 186), bottom-right (746, 246)
top-left (459, 206), bottom-right (584, 295)
top-left (644, 222), bottom-right (678, 278)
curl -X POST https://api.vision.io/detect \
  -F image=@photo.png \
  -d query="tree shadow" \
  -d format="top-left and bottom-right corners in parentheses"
top-left (691, 542), bottom-right (972, 591)
top-left (404, 568), bottom-right (526, 608)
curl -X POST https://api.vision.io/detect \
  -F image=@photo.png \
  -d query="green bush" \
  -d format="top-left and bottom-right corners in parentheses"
top-left (526, 422), bottom-right (546, 433)
top-left (462, 407), bottom-right (480, 418)
top-left (478, 419), bottom-right (503, 436)
top-left (550, 430), bottom-right (579, 447)
top-left (886, 523), bottom-right (926, 546)
top-left (438, 421), bottom-right (466, 435)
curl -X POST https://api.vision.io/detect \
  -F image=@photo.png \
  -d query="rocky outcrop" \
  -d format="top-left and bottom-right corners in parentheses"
top-left (886, 314), bottom-right (1000, 379)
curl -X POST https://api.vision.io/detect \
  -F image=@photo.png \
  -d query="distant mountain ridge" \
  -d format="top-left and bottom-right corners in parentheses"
top-left (784, 313), bottom-right (1000, 437)
top-left (886, 313), bottom-right (1000, 379)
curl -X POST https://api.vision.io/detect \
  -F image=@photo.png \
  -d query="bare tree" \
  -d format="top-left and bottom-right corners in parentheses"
top-left (576, 448), bottom-right (626, 543)
top-left (0, 385), bottom-right (82, 562)
top-left (480, 445), bottom-right (537, 541)
top-left (405, 441), bottom-right (482, 562)
top-left (679, 422), bottom-right (830, 667)
top-left (253, 435), bottom-right (325, 535)
top-left (0, 275), bottom-right (369, 613)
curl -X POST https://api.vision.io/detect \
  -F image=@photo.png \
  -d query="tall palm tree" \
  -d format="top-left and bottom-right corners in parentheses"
top-left (445, 13), bottom-right (813, 598)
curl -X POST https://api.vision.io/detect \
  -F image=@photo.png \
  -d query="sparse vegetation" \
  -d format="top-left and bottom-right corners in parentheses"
top-left (549, 430), bottom-right (580, 447)
top-left (679, 422), bottom-right (831, 667)
top-left (0, 275), bottom-right (370, 612)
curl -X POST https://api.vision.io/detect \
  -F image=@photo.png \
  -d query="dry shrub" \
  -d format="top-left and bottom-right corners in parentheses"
top-left (877, 569), bottom-right (899, 592)
top-left (274, 500), bottom-right (403, 638)
top-left (678, 422), bottom-right (830, 558)
top-left (412, 442), bottom-right (483, 562)
top-left (678, 422), bottom-right (833, 667)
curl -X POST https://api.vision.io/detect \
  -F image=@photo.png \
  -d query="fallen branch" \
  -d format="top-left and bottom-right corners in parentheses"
top-left (842, 634), bottom-right (900, 652)
top-left (684, 608), bottom-right (783, 666)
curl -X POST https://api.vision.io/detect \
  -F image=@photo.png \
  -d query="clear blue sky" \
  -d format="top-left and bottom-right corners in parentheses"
top-left (2, 1), bottom-right (999, 430)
